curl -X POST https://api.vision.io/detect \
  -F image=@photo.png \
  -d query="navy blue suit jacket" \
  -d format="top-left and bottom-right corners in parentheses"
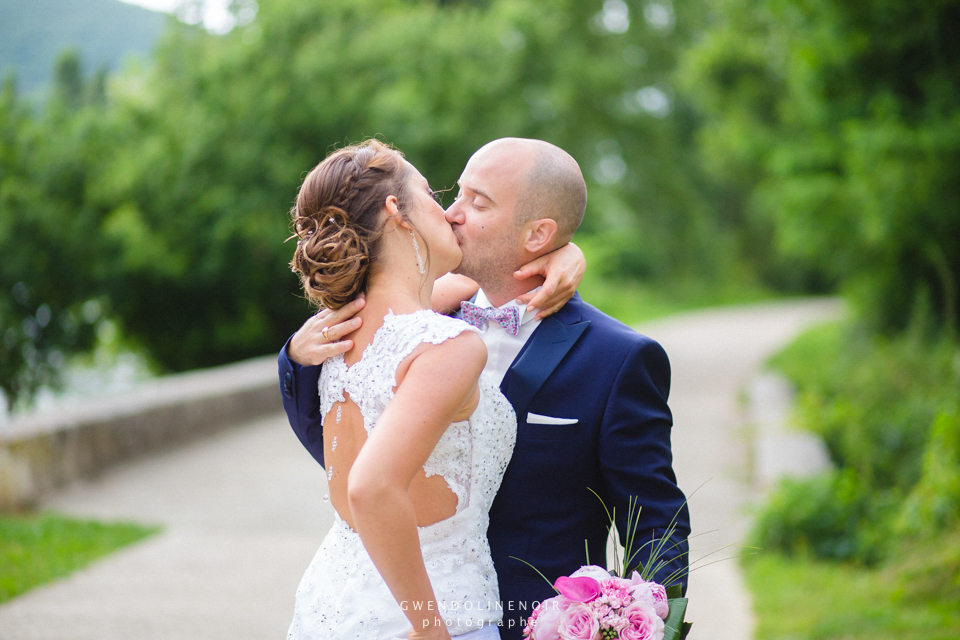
top-left (278, 293), bottom-right (690, 639)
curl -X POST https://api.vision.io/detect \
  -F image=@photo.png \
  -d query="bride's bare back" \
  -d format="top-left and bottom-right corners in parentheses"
top-left (288, 307), bottom-right (516, 639)
top-left (322, 308), bottom-right (482, 531)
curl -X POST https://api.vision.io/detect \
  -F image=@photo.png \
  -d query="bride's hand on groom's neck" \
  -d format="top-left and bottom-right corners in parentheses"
top-left (515, 241), bottom-right (585, 319)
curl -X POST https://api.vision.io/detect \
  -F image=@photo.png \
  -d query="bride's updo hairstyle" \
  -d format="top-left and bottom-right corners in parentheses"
top-left (290, 140), bottom-right (412, 309)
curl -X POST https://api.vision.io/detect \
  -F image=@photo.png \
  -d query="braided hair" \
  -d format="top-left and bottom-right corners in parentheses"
top-left (289, 140), bottom-right (412, 309)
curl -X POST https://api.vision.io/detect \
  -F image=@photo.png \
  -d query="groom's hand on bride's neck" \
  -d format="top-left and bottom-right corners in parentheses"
top-left (287, 297), bottom-right (365, 366)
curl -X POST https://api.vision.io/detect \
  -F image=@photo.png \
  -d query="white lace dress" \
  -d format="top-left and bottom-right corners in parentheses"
top-left (287, 310), bottom-right (517, 640)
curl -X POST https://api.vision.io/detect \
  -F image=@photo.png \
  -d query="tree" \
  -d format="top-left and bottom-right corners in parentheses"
top-left (0, 66), bottom-right (105, 408)
top-left (683, 0), bottom-right (960, 332)
top-left (4, 0), bottom-right (733, 402)
top-left (84, 0), bottom-right (723, 371)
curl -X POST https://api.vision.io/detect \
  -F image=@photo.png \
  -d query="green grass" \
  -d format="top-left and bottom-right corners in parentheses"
top-left (767, 320), bottom-right (846, 388)
top-left (750, 319), bottom-right (960, 638)
top-left (0, 512), bottom-right (160, 603)
top-left (744, 552), bottom-right (960, 640)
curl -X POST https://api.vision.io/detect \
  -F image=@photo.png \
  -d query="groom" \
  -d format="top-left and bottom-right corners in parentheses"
top-left (279, 138), bottom-right (690, 639)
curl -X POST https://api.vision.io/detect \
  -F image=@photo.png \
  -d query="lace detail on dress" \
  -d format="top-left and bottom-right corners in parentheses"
top-left (318, 309), bottom-right (481, 510)
top-left (291, 309), bottom-right (517, 639)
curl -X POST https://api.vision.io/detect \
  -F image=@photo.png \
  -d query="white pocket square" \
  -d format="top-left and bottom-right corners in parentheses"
top-left (526, 412), bottom-right (579, 426)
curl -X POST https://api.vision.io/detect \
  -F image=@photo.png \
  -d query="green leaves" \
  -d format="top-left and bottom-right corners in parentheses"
top-left (685, 0), bottom-right (960, 331)
top-left (662, 597), bottom-right (691, 640)
top-left (4, 0), bottom-right (734, 404)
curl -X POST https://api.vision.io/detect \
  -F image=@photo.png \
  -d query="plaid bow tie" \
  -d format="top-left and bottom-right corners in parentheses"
top-left (460, 301), bottom-right (521, 336)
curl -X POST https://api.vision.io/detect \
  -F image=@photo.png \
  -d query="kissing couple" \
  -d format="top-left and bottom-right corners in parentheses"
top-left (277, 138), bottom-right (690, 640)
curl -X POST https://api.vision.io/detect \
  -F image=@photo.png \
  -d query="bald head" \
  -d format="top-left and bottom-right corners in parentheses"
top-left (476, 138), bottom-right (587, 246)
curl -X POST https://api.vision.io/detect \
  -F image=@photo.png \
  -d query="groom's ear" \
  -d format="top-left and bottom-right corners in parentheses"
top-left (521, 218), bottom-right (559, 254)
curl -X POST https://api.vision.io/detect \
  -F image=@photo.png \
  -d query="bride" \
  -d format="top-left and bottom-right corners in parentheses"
top-left (285, 139), bottom-right (516, 640)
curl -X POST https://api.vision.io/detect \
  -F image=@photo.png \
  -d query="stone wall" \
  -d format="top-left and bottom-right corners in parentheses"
top-left (0, 356), bottom-right (280, 510)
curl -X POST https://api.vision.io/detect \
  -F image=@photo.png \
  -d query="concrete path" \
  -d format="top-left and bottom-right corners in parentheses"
top-left (0, 415), bottom-right (333, 639)
top-left (641, 298), bottom-right (842, 640)
top-left (0, 298), bottom-right (841, 640)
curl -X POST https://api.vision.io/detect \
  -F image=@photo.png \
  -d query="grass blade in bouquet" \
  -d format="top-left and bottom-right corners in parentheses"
top-left (514, 491), bottom-right (693, 640)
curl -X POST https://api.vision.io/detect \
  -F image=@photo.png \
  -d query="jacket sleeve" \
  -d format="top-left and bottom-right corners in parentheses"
top-left (599, 336), bottom-right (690, 592)
top-left (278, 335), bottom-right (326, 467)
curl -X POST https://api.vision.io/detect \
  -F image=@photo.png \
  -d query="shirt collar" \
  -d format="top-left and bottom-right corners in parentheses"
top-left (474, 288), bottom-right (541, 327)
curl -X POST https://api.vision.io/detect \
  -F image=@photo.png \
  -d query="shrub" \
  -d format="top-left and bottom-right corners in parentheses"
top-left (750, 469), bottom-right (893, 564)
top-left (771, 322), bottom-right (960, 496)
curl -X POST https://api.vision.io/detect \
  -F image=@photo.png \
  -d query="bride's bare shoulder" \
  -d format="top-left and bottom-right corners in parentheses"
top-left (397, 326), bottom-right (486, 389)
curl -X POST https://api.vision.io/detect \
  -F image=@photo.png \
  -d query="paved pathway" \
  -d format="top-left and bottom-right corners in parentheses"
top-left (0, 298), bottom-right (841, 640)
top-left (643, 298), bottom-right (842, 640)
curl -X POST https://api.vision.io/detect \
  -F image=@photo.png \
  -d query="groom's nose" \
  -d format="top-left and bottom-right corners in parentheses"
top-left (444, 202), bottom-right (464, 225)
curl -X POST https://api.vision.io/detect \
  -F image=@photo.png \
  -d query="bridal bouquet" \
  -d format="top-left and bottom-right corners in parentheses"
top-left (517, 492), bottom-right (691, 640)
top-left (522, 565), bottom-right (679, 640)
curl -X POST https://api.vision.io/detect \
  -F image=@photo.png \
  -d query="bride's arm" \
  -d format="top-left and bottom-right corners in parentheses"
top-left (430, 274), bottom-right (480, 315)
top-left (347, 332), bottom-right (486, 640)
top-left (431, 241), bottom-right (586, 317)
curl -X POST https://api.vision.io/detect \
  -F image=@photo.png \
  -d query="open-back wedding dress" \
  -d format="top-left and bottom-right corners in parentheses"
top-left (287, 310), bottom-right (517, 640)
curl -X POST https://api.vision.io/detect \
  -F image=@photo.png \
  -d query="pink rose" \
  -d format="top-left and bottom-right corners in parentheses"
top-left (620, 601), bottom-right (665, 640)
top-left (570, 565), bottom-right (613, 582)
top-left (554, 576), bottom-right (601, 603)
top-left (529, 596), bottom-right (570, 640)
top-left (556, 603), bottom-right (600, 640)
top-left (630, 582), bottom-right (670, 620)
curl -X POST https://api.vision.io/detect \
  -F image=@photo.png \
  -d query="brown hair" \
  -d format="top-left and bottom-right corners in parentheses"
top-left (289, 140), bottom-right (412, 309)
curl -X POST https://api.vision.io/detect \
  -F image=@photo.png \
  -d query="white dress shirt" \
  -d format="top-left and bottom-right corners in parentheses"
top-left (473, 288), bottom-right (542, 384)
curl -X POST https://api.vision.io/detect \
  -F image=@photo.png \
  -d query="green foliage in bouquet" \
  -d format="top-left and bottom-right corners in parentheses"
top-left (661, 595), bottom-right (690, 640)
top-left (513, 490), bottom-right (693, 640)
top-left (591, 490), bottom-right (692, 640)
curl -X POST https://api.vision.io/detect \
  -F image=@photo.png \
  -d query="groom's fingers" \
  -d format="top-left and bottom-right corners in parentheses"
top-left (316, 339), bottom-right (353, 358)
top-left (323, 315), bottom-right (363, 342)
top-left (288, 297), bottom-right (365, 365)
top-left (318, 296), bottom-right (365, 329)
top-left (292, 334), bottom-right (354, 366)
top-left (320, 297), bottom-right (365, 342)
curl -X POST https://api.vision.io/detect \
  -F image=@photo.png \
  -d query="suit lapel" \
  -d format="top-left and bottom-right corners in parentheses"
top-left (502, 294), bottom-right (590, 416)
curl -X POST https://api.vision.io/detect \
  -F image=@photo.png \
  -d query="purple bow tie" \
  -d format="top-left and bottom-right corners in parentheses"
top-left (460, 301), bottom-right (521, 336)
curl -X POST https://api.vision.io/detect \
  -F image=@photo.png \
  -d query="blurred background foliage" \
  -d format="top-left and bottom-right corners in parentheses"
top-left (2, 0), bottom-right (959, 633)
top-left (2, 0), bottom-right (748, 408)
top-left (683, 0), bottom-right (960, 335)
top-left (753, 320), bottom-right (960, 638)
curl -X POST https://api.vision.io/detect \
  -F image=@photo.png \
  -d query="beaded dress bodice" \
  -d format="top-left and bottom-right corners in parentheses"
top-left (288, 310), bottom-right (517, 640)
